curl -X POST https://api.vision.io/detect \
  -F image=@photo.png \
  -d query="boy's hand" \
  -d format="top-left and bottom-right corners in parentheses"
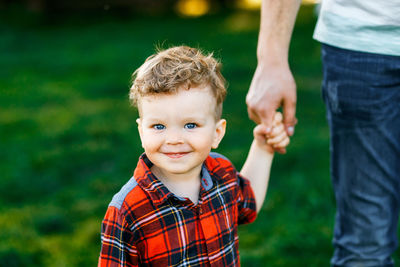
top-left (253, 112), bottom-right (290, 154)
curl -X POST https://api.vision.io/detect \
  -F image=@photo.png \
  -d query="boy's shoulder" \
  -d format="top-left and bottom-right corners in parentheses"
top-left (205, 152), bottom-right (237, 179)
top-left (106, 155), bottom-right (156, 214)
top-left (105, 174), bottom-right (155, 224)
top-left (108, 176), bottom-right (142, 210)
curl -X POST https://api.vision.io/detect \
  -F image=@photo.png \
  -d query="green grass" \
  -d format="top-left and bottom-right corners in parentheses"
top-left (1, 6), bottom-right (397, 266)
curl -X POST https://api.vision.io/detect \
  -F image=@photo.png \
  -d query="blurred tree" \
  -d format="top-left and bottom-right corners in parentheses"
top-left (0, 0), bottom-right (243, 14)
top-left (26, 0), bottom-right (44, 11)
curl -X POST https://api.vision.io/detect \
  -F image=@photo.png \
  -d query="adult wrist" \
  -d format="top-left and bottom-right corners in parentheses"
top-left (256, 52), bottom-right (290, 70)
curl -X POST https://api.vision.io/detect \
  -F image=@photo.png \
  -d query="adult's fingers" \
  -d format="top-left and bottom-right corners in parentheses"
top-left (247, 106), bottom-right (261, 125)
top-left (283, 96), bottom-right (297, 136)
top-left (247, 102), bottom-right (276, 134)
top-left (258, 106), bottom-right (276, 134)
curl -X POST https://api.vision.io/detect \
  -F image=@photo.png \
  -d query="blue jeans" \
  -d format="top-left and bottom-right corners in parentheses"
top-left (321, 44), bottom-right (400, 267)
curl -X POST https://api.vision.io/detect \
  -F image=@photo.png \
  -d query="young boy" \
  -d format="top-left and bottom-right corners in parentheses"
top-left (99, 46), bottom-right (290, 266)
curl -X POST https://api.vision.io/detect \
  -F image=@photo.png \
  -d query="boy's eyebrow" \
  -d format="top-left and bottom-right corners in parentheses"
top-left (142, 115), bottom-right (208, 123)
top-left (182, 115), bottom-right (207, 121)
top-left (142, 117), bottom-right (163, 122)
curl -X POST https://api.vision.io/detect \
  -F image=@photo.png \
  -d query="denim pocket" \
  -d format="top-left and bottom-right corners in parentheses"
top-left (321, 44), bottom-right (400, 125)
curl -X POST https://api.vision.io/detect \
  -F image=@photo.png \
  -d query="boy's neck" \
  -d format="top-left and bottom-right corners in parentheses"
top-left (151, 165), bottom-right (202, 204)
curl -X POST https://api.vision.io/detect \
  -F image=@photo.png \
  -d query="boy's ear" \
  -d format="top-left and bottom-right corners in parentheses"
top-left (212, 119), bottom-right (226, 149)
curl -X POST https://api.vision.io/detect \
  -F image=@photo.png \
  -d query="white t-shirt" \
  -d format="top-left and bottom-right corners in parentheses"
top-left (313, 0), bottom-right (400, 56)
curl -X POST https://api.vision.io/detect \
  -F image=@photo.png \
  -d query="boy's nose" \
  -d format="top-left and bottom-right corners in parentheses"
top-left (165, 129), bottom-right (184, 144)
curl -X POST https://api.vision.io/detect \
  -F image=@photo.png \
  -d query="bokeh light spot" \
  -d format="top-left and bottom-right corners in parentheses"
top-left (176, 0), bottom-right (210, 17)
top-left (236, 0), bottom-right (261, 10)
top-left (302, 0), bottom-right (321, 5)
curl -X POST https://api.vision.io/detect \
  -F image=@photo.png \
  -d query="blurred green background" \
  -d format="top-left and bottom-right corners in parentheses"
top-left (1, 1), bottom-right (397, 266)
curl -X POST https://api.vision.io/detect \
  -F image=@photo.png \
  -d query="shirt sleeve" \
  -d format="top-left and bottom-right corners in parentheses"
top-left (236, 172), bottom-right (257, 225)
top-left (98, 206), bottom-right (138, 267)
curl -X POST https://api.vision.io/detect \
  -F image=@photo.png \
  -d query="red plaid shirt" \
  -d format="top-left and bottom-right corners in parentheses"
top-left (99, 152), bottom-right (257, 266)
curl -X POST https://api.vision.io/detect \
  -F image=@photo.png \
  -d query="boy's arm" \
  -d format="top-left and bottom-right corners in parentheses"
top-left (240, 140), bottom-right (274, 213)
top-left (240, 113), bottom-right (289, 213)
top-left (99, 206), bottom-right (138, 266)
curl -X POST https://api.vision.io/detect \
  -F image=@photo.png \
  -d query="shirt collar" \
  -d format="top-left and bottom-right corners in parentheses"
top-left (134, 153), bottom-right (214, 206)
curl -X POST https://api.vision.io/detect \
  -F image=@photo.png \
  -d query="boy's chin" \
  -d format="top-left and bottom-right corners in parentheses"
top-left (152, 163), bottom-right (203, 177)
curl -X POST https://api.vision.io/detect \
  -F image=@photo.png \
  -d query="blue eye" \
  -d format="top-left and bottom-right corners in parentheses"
top-left (184, 123), bottom-right (197, 129)
top-left (153, 124), bottom-right (165, 130)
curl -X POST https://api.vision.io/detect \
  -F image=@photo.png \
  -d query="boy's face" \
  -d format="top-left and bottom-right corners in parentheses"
top-left (137, 86), bottom-right (226, 178)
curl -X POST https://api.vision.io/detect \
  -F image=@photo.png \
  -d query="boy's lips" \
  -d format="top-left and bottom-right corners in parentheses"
top-left (163, 152), bottom-right (190, 158)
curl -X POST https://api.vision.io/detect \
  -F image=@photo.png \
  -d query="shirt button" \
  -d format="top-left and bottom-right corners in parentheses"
top-left (198, 207), bottom-right (202, 214)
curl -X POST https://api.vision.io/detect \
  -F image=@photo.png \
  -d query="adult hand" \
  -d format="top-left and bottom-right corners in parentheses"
top-left (246, 62), bottom-right (297, 139)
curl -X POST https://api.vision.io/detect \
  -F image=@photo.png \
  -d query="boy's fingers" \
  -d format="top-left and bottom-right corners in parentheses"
top-left (272, 136), bottom-right (290, 149)
top-left (275, 147), bottom-right (287, 154)
top-left (267, 130), bottom-right (287, 145)
top-left (273, 112), bottom-right (283, 126)
top-left (253, 124), bottom-right (268, 136)
top-left (269, 123), bottom-right (285, 137)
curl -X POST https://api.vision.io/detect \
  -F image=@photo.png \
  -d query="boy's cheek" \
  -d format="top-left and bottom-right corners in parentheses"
top-left (138, 132), bottom-right (145, 147)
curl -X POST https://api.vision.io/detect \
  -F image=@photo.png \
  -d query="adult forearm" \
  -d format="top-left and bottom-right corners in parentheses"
top-left (246, 0), bottom-right (300, 131)
top-left (257, 0), bottom-right (301, 63)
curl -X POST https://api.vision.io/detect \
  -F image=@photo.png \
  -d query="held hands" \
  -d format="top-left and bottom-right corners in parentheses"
top-left (253, 112), bottom-right (290, 154)
top-left (246, 63), bottom-right (297, 136)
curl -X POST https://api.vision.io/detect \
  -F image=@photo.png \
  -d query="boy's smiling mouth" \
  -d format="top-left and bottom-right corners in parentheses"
top-left (163, 152), bottom-right (190, 158)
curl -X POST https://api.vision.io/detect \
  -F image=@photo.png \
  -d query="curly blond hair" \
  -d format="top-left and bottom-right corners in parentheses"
top-left (130, 46), bottom-right (227, 119)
